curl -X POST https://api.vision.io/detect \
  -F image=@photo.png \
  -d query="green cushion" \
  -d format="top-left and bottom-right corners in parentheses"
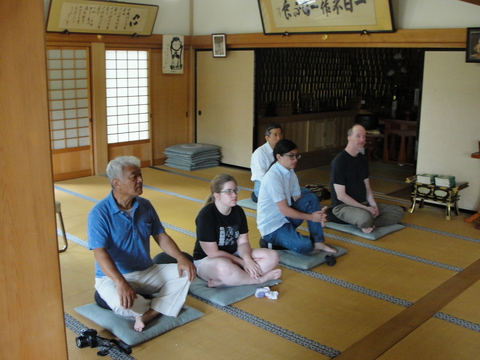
top-left (277, 245), bottom-right (348, 270)
top-left (325, 222), bottom-right (404, 240)
top-left (75, 304), bottom-right (203, 346)
top-left (188, 277), bottom-right (282, 306)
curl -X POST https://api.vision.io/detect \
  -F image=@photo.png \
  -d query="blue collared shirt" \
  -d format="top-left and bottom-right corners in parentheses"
top-left (256, 162), bottom-right (301, 236)
top-left (88, 191), bottom-right (164, 277)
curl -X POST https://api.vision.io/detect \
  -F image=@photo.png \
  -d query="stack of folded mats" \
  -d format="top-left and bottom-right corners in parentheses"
top-left (164, 143), bottom-right (221, 171)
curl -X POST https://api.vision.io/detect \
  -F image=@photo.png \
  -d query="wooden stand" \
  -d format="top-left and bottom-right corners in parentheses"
top-left (406, 176), bottom-right (469, 220)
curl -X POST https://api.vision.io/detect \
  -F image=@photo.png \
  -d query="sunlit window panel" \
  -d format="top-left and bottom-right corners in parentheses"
top-left (105, 50), bottom-right (149, 144)
top-left (46, 48), bottom-right (91, 150)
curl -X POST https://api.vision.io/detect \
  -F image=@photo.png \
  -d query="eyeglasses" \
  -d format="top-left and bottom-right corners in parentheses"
top-left (219, 188), bottom-right (240, 195)
top-left (282, 153), bottom-right (301, 160)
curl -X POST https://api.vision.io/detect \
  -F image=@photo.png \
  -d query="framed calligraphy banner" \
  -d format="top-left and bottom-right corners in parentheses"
top-left (257, 0), bottom-right (395, 35)
top-left (46, 0), bottom-right (158, 36)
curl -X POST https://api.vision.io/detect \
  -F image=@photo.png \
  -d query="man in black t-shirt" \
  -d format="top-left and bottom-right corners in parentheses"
top-left (329, 125), bottom-right (404, 233)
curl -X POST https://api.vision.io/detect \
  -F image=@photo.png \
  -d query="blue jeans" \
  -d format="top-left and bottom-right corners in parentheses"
top-left (253, 180), bottom-right (261, 197)
top-left (263, 189), bottom-right (324, 255)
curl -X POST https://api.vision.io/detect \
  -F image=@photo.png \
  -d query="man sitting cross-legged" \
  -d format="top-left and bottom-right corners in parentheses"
top-left (88, 156), bottom-right (196, 332)
top-left (329, 125), bottom-right (404, 233)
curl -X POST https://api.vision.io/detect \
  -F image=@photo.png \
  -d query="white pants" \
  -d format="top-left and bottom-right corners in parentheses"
top-left (95, 264), bottom-right (190, 318)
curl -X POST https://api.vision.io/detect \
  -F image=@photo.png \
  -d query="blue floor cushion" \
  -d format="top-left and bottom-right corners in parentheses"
top-left (188, 277), bottom-right (282, 306)
top-left (325, 222), bottom-right (405, 240)
top-left (75, 251), bottom-right (202, 346)
top-left (75, 304), bottom-right (203, 346)
top-left (277, 245), bottom-right (348, 270)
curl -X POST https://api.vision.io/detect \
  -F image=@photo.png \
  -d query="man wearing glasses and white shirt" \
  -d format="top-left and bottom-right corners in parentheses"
top-left (257, 139), bottom-right (337, 255)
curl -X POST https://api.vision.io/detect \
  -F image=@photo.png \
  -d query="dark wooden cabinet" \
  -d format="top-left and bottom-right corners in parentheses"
top-left (257, 110), bottom-right (357, 170)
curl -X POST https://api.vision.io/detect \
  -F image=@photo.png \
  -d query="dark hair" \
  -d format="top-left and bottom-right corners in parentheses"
top-left (265, 123), bottom-right (283, 137)
top-left (205, 173), bottom-right (237, 206)
top-left (273, 139), bottom-right (297, 163)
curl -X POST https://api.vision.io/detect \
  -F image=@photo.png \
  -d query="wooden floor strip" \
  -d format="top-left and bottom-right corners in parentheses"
top-left (333, 256), bottom-right (480, 359)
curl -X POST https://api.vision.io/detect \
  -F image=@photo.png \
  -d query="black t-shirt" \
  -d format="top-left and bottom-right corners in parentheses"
top-left (193, 203), bottom-right (249, 260)
top-left (330, 150), bottom-right (369, 207)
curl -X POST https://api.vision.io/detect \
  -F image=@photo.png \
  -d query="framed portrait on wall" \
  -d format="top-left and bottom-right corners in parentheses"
top-left (257, 0), bottom-right (395, 35)
top-left (212, 34), bottom-right (227, 58)
top-left (466, 28), bottom-right (480, 63)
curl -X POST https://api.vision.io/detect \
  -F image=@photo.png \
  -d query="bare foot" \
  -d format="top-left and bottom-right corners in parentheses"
top-left (207, 279), bottom-right (224, 288)
top-left (134, 309), bottom-right (160, 332)
top-left (314, 243), bottom-right (337, 253)
top-left (361, 226), bottom-right (375, 233)
top-left (259, 269), bottom-right (282, 283)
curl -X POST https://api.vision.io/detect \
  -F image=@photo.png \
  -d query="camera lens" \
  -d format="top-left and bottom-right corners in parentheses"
top-left (76, 336), bottom-right (88, 348)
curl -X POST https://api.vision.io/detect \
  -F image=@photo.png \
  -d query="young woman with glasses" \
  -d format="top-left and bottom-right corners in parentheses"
top-left (256, 139), bottom-right (337, 255)
top-left (192, 173), bottom-right (281, 287)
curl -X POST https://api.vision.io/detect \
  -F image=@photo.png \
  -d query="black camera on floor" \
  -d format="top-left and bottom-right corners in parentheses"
top-left (76, 328), bottom-right (99, 348)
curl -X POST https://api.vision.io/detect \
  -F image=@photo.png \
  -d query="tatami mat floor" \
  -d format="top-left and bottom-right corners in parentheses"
top-left (56, 163), bottom-right (480, 359)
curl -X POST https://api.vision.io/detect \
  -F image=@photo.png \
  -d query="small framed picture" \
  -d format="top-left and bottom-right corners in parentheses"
top-left (466, 27), bottom-right (480, 62)
top-left (212, 33), bottom-right (226, 58)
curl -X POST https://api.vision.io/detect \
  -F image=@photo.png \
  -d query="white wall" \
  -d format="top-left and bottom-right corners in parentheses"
top-left (419, 51), bottom-right (480, 211)
top-left (192, 0), bottom-right (480, 35)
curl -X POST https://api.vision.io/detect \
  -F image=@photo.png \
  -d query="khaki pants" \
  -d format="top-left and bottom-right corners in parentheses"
top-left (332, 203), bottom-right (404, 229)
top-left (95, 263), bottom-right (190, 318)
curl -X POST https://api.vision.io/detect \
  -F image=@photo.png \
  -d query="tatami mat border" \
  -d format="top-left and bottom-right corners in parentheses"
top-left (64, 313), bottom-right (136, 360)
top-left (188, 294), bottom-right (341, 358)
top-left (54, 185), bottom-right (99, 203)
top-left (434, 312), bottom-right (480, 332)
top-left (402, 223), bottom-right (480, 244)
top-left (280, 264), bottom-right (412, 307)
top-left (309, 231), bottom-right (463, 272)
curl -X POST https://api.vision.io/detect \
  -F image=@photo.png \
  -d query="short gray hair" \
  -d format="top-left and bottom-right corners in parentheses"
top-left (265, 123), bottom-right (282, 137)
top-left (106, 156), bottom-right (141, 183)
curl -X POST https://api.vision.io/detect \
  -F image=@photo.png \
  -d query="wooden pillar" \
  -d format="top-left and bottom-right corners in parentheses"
top-left (0, 1), bottom-right (68, 359)
top-left (91, 42), bottom-right (109, 175)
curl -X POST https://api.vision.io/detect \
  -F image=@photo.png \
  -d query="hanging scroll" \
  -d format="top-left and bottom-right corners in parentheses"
top-left (46, 0), bottom-right (158, 36)
top-left (257, 0), bottom-right (395, 35)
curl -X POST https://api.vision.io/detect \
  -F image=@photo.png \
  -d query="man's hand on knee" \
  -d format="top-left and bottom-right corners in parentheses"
top-left (116, 280), bottom-right (137, 309)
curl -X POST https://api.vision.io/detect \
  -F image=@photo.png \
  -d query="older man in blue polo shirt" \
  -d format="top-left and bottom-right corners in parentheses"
top-left (88, 156), bottom-right (196, 332)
